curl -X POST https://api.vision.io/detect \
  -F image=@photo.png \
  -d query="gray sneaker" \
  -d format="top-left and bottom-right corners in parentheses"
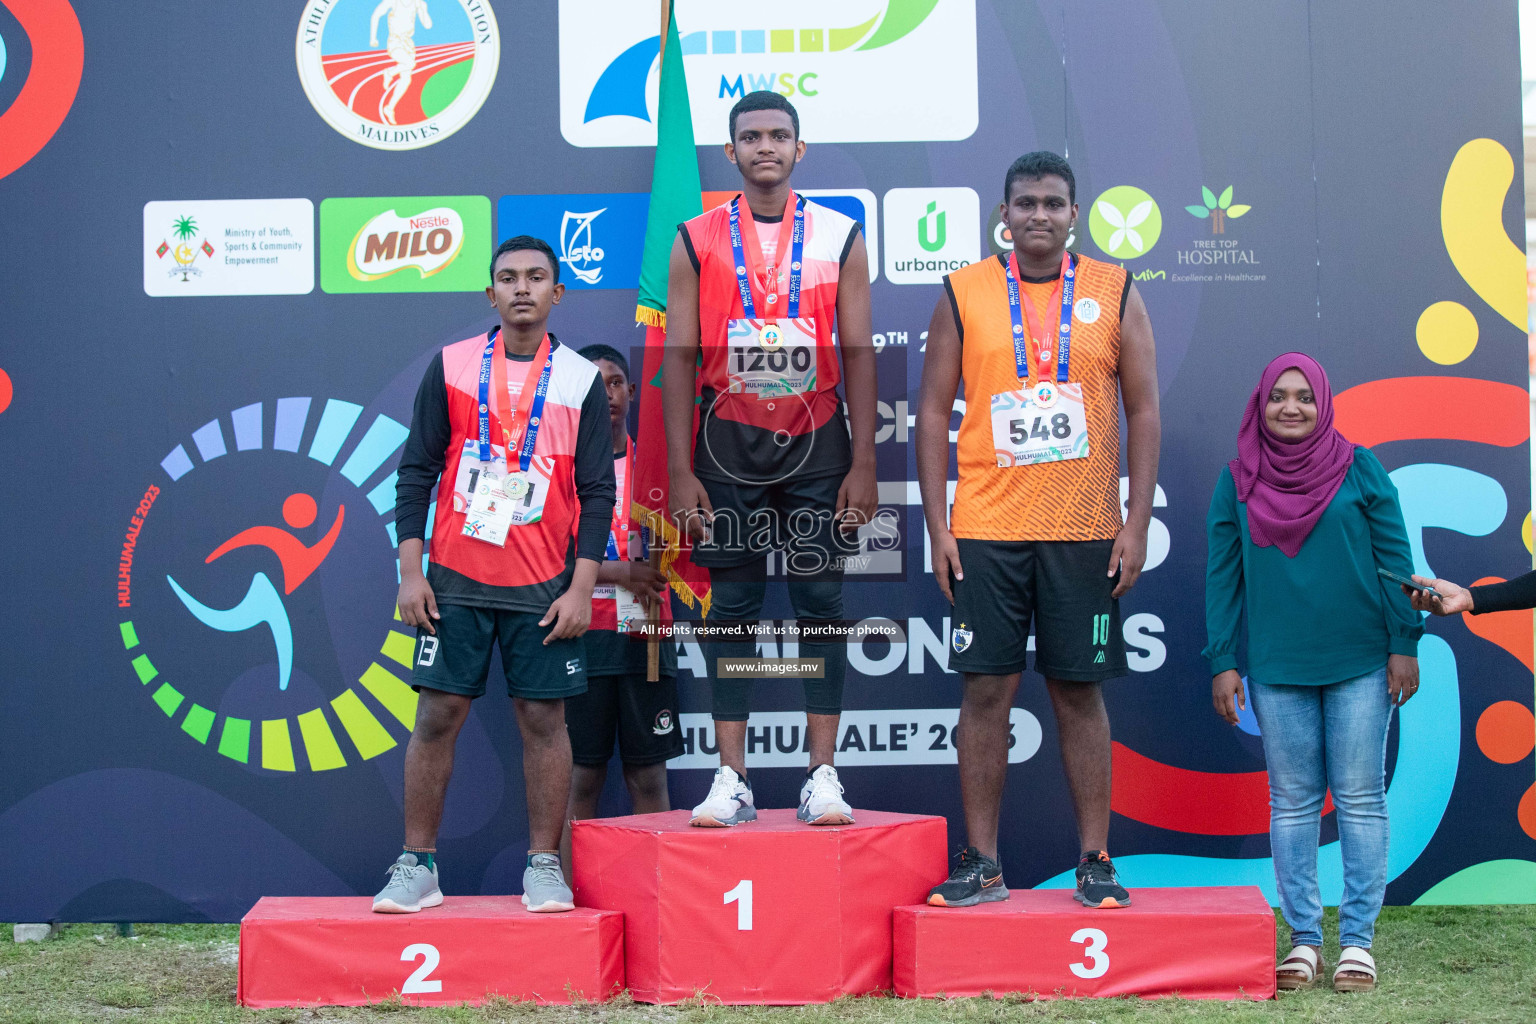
top-left (372, 853), bottom-right (442, 913)
top-left (521, 852), bottom-right (575, 913)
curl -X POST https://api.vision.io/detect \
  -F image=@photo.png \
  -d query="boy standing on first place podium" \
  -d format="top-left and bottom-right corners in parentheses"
top-left (917, 152), bottom-right (1161, 909)
top-left (375, 236), bottom-right (616, 914)
top-left (662, 91), bottom-right (878, 828)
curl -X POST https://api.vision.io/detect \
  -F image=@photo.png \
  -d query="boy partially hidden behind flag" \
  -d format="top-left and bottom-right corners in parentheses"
top-left (563, 345), bottom-right (682, 842)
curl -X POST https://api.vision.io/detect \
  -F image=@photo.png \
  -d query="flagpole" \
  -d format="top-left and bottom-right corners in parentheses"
top-left (645, 0), bottom-right (672, 683)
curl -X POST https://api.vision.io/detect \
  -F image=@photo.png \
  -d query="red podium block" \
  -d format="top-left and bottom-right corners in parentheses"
top-left (894, 887), bottom-right (1275, 1000)
top-left (573, 809), bottom-right (947, 1004)
top-left (238, 896), bottom-right (624, 1007)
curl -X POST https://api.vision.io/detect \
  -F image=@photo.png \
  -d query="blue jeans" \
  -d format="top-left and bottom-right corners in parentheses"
top-left (1249, 667), bottom-right (1392, 949)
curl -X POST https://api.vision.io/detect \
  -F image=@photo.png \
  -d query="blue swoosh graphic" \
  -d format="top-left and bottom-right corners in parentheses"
top-left (166, 572), bottom-right (294, 691)
top-left (583, 35), bottom-right (661, 123)
top-left (1388, 463), bottom-right (1506, 579)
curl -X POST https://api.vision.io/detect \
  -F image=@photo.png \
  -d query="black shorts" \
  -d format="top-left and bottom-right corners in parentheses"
top-left (948, 538), bottom-right (1127, 681)
top-left (565, 670), bottom-right (684, 767)
top-left (411, 603), bottom-right (587, 700)
top-left (691, 469), bottom-right (860, 572)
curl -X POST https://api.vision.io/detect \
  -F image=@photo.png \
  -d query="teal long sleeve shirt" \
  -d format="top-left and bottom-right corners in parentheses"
top-left (1203, 448), bottom-right (1422, 685)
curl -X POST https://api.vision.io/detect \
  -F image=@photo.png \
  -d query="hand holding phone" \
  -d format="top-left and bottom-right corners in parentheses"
top-left (1377, 567), bottom-right (1437, 594)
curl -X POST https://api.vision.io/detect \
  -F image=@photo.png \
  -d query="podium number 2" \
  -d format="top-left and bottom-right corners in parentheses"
top-left (401, 943), bottom-right (442, 994)
top-left (1069, 928), bottom-right (1109, 979)
top-left (723, 879), bottom-right (753, 930)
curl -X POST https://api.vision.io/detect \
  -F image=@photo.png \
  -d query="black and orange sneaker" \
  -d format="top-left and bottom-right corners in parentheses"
top-left (1075, 850), bottom-right (1130, 908)
top-left (927, 847), bottom-right (1008, 907)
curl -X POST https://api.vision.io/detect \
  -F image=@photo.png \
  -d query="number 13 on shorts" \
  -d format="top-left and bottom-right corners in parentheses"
top-left (991, 383), bottom-right (1090, 467)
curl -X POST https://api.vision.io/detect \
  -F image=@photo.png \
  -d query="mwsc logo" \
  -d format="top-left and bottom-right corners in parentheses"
top-left (116, 396), bottom-right (421, 773)
top-left (558, 0), bottom-right (977, 147)
top-left (1088, 186), bottom-right (1162, 260)
top-left (296, 0), bottom-right (499, 151)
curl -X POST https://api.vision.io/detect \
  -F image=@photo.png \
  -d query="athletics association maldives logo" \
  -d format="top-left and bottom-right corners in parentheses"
top-left (296, 0), bottom-right (500, 151)
top-left (115, 396), bottom-right (424, 773)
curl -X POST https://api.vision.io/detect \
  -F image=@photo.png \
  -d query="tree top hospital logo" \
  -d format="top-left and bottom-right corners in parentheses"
top-left (116, 396), bottom-right (425, 773)
top-left (559, 0), bottom-right (977, 147)
top-left (296, 0), bottom-right (499, 151)
top-left (0, 0), bottom-right (84, 180)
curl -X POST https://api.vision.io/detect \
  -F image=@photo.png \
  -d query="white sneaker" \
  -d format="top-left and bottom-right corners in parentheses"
top-left (690, 766), bottom-right (758, 827)
top-left (798, 765), bottom-right (854, 825)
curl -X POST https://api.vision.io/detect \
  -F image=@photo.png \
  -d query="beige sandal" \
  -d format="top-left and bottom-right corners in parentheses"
top-left (1276, 945), bottom-right (1323, 990)
top-left (1333, 946), bottom-right (1376, 992)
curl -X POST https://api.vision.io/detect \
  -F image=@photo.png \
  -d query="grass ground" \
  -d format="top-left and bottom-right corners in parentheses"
top-left (2, 907), bottom-right (1533, 1023)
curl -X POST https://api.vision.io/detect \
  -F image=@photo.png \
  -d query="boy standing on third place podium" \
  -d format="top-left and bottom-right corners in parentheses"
top-left (376, 236), bottom-right (616, 915)
top-left (562, 344), bottom-right (682, 841)
top-left (662, 91), bottom-right (878, 828)
top-left (917, 152), bottom-right (1161, 909)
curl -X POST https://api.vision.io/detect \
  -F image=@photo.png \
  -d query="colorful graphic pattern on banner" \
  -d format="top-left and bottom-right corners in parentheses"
top-left (0, 2), bottom-right (1531, 921)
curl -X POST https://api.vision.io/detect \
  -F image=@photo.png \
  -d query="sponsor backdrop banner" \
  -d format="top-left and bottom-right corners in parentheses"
top-left (0, 0), bottom-right (1531, 920)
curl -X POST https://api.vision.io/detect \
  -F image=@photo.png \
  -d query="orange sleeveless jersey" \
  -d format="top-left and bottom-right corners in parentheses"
top-left (946, 252), bottom-right (1129, 541)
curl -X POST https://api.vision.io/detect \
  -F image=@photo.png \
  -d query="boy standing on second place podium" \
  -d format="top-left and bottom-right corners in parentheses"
top-left (376, 236), bottom-right (614, 915)
top-left (563, 345), bottom-right (683, 847)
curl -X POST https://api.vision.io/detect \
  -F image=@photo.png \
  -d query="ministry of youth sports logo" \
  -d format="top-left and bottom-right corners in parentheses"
top-left (116, 396), bottom-right (423, 774)
top-left (296, 0), bottom-right (500, 151)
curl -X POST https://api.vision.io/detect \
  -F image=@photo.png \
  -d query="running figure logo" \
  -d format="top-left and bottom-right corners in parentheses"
top-left (370, 0), bottom-right (432, 126)
top-left (166, 493), bottom-right (345, 691)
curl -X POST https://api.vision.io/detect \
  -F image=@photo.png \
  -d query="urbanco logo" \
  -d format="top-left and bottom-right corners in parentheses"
top-left (296, 0), bottom-right (499, 151)
top-left (884, 187), bottom-right (980, 284)
top-left (497, 193), bottom-right (650, 291)
top-left (558, 0), bottom-right (978, 147)
top-left (1088, 186), bottom-right (1161, 259)
top-left (320, 196), bottom-right (490, 293)
top-left (116, 396), bottom-right (421, 773)
top-left (1185, 185), bottom-right (1250, 234)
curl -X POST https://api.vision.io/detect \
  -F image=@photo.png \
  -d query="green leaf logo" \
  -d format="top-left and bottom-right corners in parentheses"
top-left (1088, 186), bottom-right (1162, 259)
top-left (1186, 186), bottom-right (1251, 233)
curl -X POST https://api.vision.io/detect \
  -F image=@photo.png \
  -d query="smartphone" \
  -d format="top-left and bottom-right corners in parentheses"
top-left (1377, 567), bottom-right (1437, 594)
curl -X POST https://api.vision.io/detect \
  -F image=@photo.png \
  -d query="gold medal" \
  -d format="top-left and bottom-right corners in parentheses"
top-left (759, 323), bottom-right (784, 349)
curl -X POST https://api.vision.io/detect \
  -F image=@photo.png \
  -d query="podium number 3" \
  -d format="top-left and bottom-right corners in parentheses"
top-left (1069, 928), bottom-right (1109, 979)
top-left (401, 943), bottom-right (442, 994)
top-left (723, 879), bottom-right (753, 930)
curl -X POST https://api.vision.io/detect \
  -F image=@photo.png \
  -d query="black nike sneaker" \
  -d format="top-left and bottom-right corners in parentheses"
top-left (1075, 850), bottom-right (1130, 908)
top-left (927, 846), bottom-right (1009, 907)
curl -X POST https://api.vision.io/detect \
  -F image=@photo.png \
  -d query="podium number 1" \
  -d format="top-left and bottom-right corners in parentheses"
top-left (401, 943), bottom-right (443, 994)
top-left (1069, 928), bottom-right (1109, 978)
top-left (723, 879), bottom-right (753, 930)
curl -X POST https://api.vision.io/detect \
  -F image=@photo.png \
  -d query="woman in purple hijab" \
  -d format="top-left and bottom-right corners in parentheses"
top-left (1204, 353), bottom-right (1422, 994)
